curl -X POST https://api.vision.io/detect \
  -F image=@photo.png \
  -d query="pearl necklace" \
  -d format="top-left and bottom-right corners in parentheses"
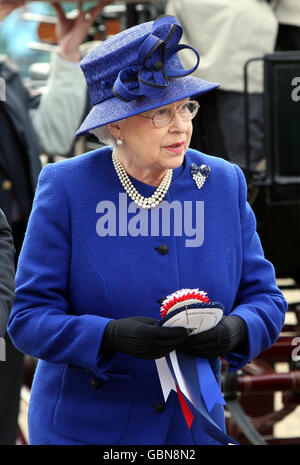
top-left (112, 150), bottom-right (173, 209)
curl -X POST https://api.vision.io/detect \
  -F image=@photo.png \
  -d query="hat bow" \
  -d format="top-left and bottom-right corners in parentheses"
top-left (113, 15), bottom-right (200, 102)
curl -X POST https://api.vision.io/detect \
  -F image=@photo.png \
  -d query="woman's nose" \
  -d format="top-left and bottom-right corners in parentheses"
top-left (170, 111), bottom-right (188, 132)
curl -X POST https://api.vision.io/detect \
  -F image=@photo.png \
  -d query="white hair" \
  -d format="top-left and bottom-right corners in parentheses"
top-left (90, 125), bottom-right (115, 146)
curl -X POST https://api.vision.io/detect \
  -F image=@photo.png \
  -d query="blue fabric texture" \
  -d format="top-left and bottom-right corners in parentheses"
top-left (8, 147), bottom-right (287, 445)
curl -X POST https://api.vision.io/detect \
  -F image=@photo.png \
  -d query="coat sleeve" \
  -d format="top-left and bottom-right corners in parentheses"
top-left (225, 164), bottom-right (288, 371)
top-left (0, 209), bottom-right (15, 338)
top-left (29, 53), bottom-right (87, 157)
top-left (7, 163), bottom-right (113, 378)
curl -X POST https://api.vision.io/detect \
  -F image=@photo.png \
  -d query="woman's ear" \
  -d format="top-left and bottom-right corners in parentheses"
top-left (108, 122), bottom-right (122, 141)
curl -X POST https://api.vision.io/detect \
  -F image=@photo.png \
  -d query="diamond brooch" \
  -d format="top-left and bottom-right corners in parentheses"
top-left (190, 163), bottom-right (211, 190)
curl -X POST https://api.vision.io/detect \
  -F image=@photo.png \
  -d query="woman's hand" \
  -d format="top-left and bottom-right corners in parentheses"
top-left (52, 0), bottom-right (113, 62)
top-left (179, 315), bottom-right (248, 358)
top-left (102, 316), bottom-right (189, 359)
top-left (0, 1), bottom-right (24, 23)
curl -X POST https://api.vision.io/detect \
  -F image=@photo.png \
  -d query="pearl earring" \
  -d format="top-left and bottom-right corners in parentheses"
top-left (117, 138), bottom-right (123, 146)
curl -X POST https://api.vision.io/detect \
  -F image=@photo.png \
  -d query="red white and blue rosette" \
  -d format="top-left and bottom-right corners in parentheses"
top-left (155, 289), bottom-right (238, 445)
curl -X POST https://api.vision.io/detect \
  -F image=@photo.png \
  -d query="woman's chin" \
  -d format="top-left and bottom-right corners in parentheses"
top-left (162, 151), bottom-right (186, 169)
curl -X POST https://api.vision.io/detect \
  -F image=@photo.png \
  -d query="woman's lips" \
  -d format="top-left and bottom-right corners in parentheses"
top-left (163, 142), bottom-right (185, 154)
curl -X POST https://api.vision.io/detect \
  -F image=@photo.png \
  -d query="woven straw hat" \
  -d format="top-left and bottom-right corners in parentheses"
top-left (76, 15), bottom-right (219, 136)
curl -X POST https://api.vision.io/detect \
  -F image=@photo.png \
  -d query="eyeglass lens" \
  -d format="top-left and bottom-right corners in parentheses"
top-left (153, 101), bottom-right (199, 127)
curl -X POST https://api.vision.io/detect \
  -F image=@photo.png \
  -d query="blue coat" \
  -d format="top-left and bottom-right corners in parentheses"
top-left (7, 146), bottom-right (287, 445)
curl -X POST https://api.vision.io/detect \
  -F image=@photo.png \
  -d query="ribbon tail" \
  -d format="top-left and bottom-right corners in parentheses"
top-left (175, 384), bottom-right (194, 429)
top-left (176, 351), bottom-right (238, 444)
top-left (169, 350), bottom-right (194, 404)
top-left (196, 357), bottom-right (226, 413)
top-left (190, 395), bottom-right (238, 445)
top-left (165, 352), bottom-right (195, 430)
top-left (155, 353), bottom-right (194, 429)
top-left (156, 351), bottom-right (237, 443)
top-left (155, 356), bottom-right (177, 402)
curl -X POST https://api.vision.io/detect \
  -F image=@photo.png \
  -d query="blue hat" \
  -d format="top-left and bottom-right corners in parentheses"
top-left (76, 15), bottom-right (219, 136)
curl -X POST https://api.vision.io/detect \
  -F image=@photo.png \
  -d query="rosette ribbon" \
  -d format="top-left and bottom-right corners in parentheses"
top-left (113, 15), bottom-right (200, 102)
top-left (155, 352), bottom-right (238, 444)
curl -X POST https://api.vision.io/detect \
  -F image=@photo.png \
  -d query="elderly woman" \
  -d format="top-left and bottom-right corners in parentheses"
top-left (8, 16), bottom-right (287, 445)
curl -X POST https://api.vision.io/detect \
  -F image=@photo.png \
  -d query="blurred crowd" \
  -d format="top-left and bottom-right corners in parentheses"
top-left (0, 0), bottom-right (299, 445)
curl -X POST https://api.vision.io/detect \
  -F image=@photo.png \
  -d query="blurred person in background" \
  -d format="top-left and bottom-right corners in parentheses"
top-left (166, 0), bottom-right (278, 171)
top-left (0, 0), bottom-right (111, 444)
top-left (0, 209), bottom-right (14, 340)
top-left (274, 0), bottom-right (300, 50)
top-left (0, 1), bottom-right (50, 78)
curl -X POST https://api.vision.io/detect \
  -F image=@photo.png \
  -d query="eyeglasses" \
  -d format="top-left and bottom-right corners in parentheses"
top-left (137, 100), bottom-right (200, 128)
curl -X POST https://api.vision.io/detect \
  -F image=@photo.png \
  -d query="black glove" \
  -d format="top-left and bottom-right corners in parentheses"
top-left (179, 315), bottom-right (248, 358)
top-left (101, 316), bottom-right (188, 359)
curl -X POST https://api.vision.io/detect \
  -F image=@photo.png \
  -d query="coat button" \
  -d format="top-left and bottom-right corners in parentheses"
top-left (153, 60), bottom-right (163, 71)
top-left (91, 377), bottom-right (102, 390)
top-left (2, 180), bottom-right (12, 191)
top-left (155, 244), bottom-right (168, 255)
top-left (153, 402), bottom-right (165, 413)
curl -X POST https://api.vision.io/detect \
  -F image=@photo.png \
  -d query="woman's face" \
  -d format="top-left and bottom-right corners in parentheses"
top-left (109, 98), bottom-right (193, 176)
